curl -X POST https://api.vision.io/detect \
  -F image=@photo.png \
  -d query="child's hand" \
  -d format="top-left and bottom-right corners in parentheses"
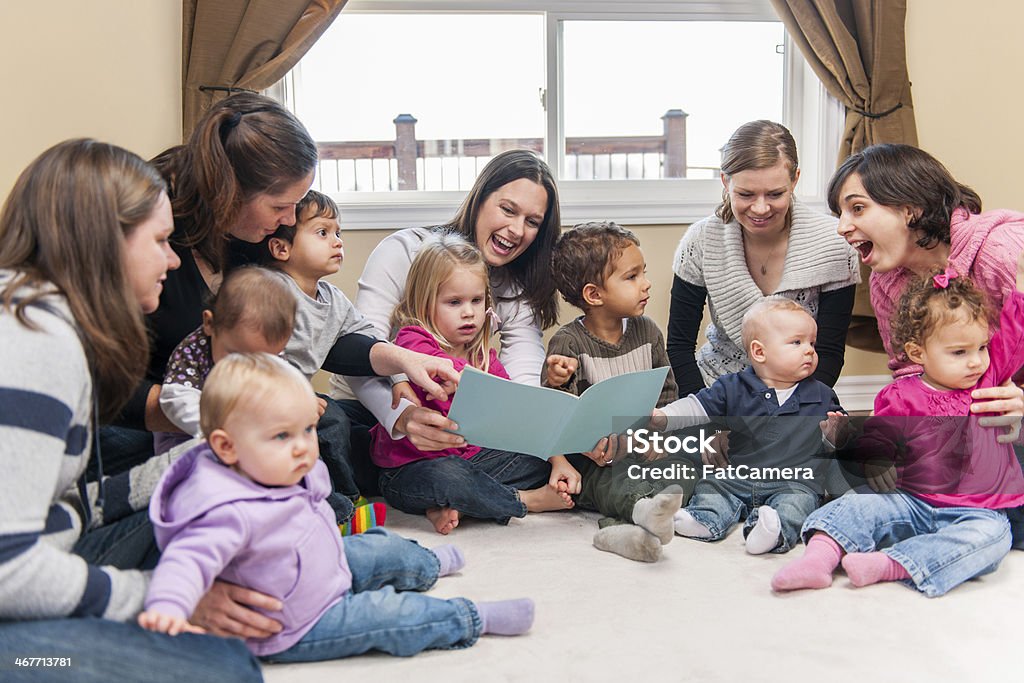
top-left (865, 462), bottom-right (898, 493)
top-left (138, 609), bottom-right (206, 636)
top-left (390, 381), bottom-right (420, 410)
top-left (316, 396), bottom-right (327, 418)
top-left (819, 411), bottom-right (851, 448)
top-left (649, 409), bottom-right (667, 431)
top-left (548, 454), bottom-right (581, 494)
top-left (702, 431), bottom-right (730, 469)
top-left (545, 354), bottom-right (578, 388)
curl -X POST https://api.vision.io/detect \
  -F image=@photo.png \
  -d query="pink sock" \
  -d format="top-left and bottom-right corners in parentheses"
top-left (841, 552), bottom-right (910, 587)
top-left (476, 599), bottom-right (535, 636)
top-left (771, 533), bottom-right (844, 592)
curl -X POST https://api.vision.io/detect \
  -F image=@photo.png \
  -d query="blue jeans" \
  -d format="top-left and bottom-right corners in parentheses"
top-left (0, 618), bottom-right (261, 683)
top-left (263, 528), bottom-right (479, 661)
top-left (379, 449), bottom-right (552, 524)
top-left (684, 478), bottom-right (821, 553)
top-left (802, 490), bottom-right (1012, 597)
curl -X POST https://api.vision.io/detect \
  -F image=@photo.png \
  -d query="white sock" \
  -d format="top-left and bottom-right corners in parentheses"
top-left (673, 508), bottom-right (713, 538)
top-left (745, 505), bottom-right (783, 555)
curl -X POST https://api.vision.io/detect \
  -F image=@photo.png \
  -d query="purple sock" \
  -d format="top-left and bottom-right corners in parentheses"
top-left (842, 552), bottom-right (910, 587)
top-left (432, 544), bottom-right (465, 577)
top-left (475, 599), bottom-right (535, 636)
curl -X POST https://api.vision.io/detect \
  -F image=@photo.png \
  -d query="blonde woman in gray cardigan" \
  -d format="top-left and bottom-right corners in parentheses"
top-left (667, 120), bottom-right (860, 398)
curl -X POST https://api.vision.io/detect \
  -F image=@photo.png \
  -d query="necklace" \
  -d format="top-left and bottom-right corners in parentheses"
top-left (743, 226), bottom-right (790, 276)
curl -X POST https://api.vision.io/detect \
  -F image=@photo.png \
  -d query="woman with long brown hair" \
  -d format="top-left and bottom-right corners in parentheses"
top-left (0, 139), bottom-right (261, 681)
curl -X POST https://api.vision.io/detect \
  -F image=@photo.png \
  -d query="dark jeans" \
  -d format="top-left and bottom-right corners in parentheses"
top-left (317, 396), bottom-right (360, 524)
top-left (92, 426), bottom-right (154, 480)
top-left (73, 509), bottom-right (160, 571)
top-left (334, 398), bottom-right (383, 497)
top-left (0, 619), bottom-right (262, 683)
top-left (379, 449), bottom-right (552, 524)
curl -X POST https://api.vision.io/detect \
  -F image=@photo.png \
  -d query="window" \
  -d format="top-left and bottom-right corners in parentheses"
top-left (271, 0), bottom-right (842, 228)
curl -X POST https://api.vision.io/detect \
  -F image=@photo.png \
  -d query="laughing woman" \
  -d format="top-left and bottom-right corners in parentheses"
top-left (828, 143), bottom-right (1024, 440)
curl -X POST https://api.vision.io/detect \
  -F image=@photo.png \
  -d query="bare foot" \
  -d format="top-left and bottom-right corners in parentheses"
top-left (520, 485), bottom-right (575, 513)
top-left (426, 507), bottom-right (461, 534)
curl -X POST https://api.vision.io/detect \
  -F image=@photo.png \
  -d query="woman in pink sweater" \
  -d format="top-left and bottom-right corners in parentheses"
top-left (828, 144), bottom-right (1024, 420)
top-left (827, 143), bottom-right (1024, 545)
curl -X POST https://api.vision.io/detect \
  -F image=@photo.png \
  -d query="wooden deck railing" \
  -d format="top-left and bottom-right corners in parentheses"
top-left (314, 109), bottom-right (716, 192)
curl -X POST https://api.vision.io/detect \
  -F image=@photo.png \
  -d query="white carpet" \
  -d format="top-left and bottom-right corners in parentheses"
top-left (264, 506), bottom-right (1023, 682)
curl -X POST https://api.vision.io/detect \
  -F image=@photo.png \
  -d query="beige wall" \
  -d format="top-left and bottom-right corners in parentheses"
top-left (907, 0), bottom-right (1024, 211)
top-left (0, 1), bottom-right (181, 200)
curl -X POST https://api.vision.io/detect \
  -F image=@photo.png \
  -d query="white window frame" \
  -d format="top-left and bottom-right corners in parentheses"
top-left (273, 0), bottom-right (843, 229)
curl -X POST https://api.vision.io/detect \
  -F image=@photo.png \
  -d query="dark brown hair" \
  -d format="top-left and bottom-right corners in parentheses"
top-left (551, 221), bottom-right (640, 311)
top-left (151, 93), bottom-right (318, 271)
top-left (261, 189), bottom-right (339, 253)
top-left (827, 144), bottom-right (982, 250)
top-left (206, 267), bottom-right (296, 346)
top-left (890, 270), bottom-right (993, 362)
top-left (0, 139), bottom-right (165, 421)
top-left (445, 149), bottom-right (561, 329)
top-left (716, 120), bottom-right (799, 224)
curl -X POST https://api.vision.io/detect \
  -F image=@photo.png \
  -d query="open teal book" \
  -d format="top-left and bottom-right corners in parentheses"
top-left (447, 366), bottom-right (669, 458)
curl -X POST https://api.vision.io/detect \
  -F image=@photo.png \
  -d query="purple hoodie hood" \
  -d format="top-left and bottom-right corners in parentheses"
top-left (147, 442), bottom-right (352, 656)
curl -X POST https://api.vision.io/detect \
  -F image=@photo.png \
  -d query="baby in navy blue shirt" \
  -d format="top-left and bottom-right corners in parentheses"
top-left (650, 297), bottom-right (849, 554)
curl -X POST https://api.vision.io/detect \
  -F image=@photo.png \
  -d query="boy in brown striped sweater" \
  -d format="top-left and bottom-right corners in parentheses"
top-left (544, 221), bottom-right (690, 562)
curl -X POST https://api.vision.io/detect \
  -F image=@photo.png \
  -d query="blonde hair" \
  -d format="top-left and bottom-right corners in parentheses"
top-left (741, 297), bottom-right (812, 356)
top-left (199, 352), bottom-right (312, 436)
top-left (391, 232), bottom-right (496, 371)
top-left (0, 139), bottom-right (165, 422)
top-left (716, 120), bottom-right (799, 225)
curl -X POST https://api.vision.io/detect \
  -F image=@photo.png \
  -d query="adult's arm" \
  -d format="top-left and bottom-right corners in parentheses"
top-left (812, 284), bottom-right (856, 387)
top-left (494, 297), bottom-right (545, 386)
top-left (340, 230), bottom-right (418, 433)
top-left (321, 334), bottom-right (382, 376)
top-left (667, 276), bottom-right (708, 396)
top-left (0, 307), bottom-right (147, 621)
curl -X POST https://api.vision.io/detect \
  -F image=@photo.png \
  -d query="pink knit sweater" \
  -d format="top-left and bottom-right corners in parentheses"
top-left (871, 207), bottom-right (1024, 383)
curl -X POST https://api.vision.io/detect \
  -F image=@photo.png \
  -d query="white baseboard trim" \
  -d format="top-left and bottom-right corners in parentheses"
top-left (833, 374), bottom-right (891, 412)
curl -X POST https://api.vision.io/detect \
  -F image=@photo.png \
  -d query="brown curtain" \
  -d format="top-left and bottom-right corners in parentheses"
top-left (182, 0), bottom-right (347, 137)
top-left (770, 0), bottom-right (918, 352)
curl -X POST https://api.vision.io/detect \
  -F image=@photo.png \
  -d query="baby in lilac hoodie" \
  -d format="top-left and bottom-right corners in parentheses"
top-left (139, 352), bottom-right (533, 661)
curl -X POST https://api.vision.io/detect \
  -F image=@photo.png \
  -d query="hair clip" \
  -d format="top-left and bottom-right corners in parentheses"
top-left (932, 266), bottom-right (958, 289)
top-left (485, 307), bottom-right (502, 330)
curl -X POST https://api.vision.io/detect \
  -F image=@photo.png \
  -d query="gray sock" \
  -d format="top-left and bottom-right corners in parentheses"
top-left (593, 524), bottom-right (662, 562)
top-left (631, 484), bottom-right (685, 545)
